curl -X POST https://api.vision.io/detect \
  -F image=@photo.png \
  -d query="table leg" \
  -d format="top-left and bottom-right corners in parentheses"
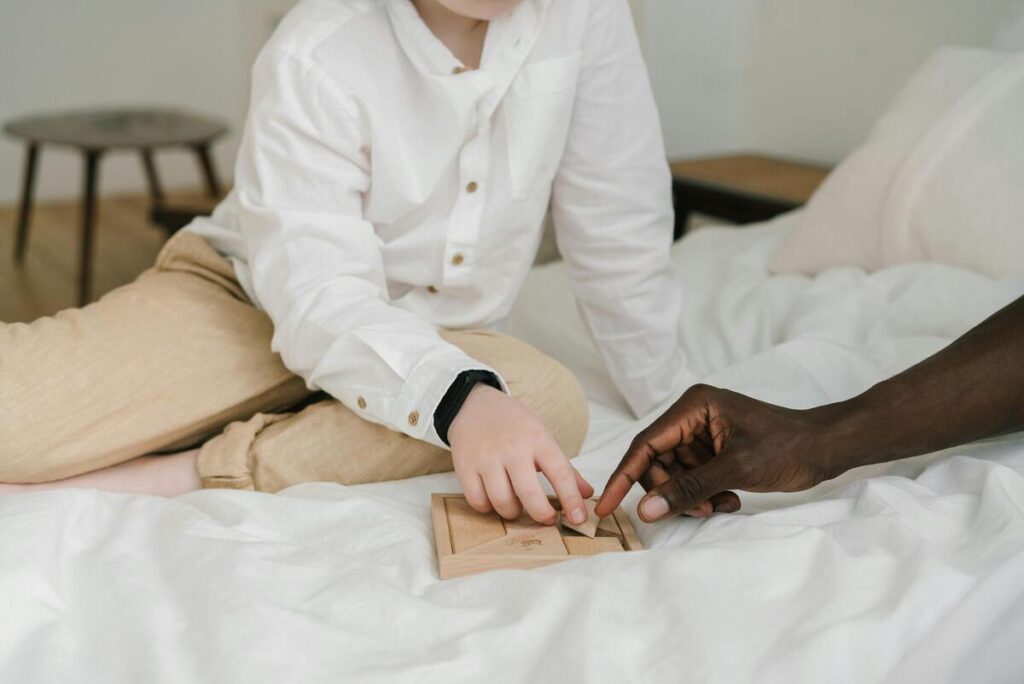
top-left (79, 150), bottom-right (103, 307)
top-left (14, 143), bottom-right (40, 263)
top-left (194, 144), bottom-right (222, 199)
top-left (140, 148), bottom-right (165, 207)
top-left (672, 182), bottom-right (692, 241)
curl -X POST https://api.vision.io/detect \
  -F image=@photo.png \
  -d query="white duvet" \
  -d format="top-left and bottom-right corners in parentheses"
top-left (3, 214), bottom-right (1023, 683)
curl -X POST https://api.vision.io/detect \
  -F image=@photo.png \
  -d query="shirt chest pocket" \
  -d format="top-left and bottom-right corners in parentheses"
top-left (505, 53), bottom-right (583, 200)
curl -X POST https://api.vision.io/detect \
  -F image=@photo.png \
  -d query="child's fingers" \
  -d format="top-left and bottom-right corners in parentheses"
top-left (574, 467), bottom-right (595, 499)
top-left (508, 464), bottom-right (558, 525)
top-left (457, 469), bottom-right (492, 513)
top-left (482, 467), bottom-right (522, 520)
top-left (537, 446), bottom-right (588, 526)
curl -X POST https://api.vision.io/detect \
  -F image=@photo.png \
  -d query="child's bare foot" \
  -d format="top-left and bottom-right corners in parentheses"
top-left (0, 449), bottom-right (201, 497)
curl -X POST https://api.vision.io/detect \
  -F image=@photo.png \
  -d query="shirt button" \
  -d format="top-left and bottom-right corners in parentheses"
top-left (357, 397), bottom-right (367, 410)
top-left (427, 285), bottom-right (439, 294)
top-left (452, 66), bottom-right (468, 75)
top-left (408, 411), bottom-right (420, 427)
top-left (466, 181), bottom-right (478, 193)
top-left (451, 253), bottom-right (465, 266)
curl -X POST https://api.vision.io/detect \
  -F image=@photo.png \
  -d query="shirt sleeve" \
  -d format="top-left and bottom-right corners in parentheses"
top-left (235, 49), bottom-right (503, 447)
top-left (550, 0), bottom-right (694, 418)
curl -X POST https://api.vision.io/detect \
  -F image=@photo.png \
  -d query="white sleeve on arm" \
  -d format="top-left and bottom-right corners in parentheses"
top-left (235, 50), bottom-right (502, 447)
top-left (551, 0), bottom-right (692, 418)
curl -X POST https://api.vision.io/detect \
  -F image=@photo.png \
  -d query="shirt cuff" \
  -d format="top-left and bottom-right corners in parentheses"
top-left (391, 352), bottom-right (508, 448)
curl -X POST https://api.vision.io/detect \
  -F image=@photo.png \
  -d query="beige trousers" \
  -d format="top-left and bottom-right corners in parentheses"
top-left (0, 231), bottom-right (589, 492)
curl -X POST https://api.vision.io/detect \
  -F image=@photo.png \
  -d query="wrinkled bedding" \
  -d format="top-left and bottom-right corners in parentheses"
top-left (3, 213), bottom-right (1023, 683)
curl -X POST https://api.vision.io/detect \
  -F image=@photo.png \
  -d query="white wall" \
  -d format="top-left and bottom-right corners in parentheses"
top-left (0, 0), bottom-right (1020, 204)
top-left (642, 0), bottom-right (1021, 164)
top-left (0, 0), bottom-right (295, 204)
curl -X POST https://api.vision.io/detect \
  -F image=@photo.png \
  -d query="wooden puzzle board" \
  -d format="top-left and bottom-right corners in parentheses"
top-left (432, 494), bottom-right (644, 580)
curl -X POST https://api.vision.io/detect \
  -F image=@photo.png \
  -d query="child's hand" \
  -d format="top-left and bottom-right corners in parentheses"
top-left (448, 384), bottom-right (594, 525)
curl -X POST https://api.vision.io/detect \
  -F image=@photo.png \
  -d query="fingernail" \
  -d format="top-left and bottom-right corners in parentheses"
top-left (641, 496), bottom-right (670, 521)
top-left (569, 507), bottom-right (587, 524)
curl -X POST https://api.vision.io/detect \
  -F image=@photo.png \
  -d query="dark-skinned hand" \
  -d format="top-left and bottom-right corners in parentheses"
top-left (595, 385), bottom-right (844, 523)
top-left (597, 296), bottom-right (1024, 524)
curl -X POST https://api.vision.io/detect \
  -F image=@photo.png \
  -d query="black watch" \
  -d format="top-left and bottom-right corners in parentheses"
top-left (433, 370), bottom-right (502, 446)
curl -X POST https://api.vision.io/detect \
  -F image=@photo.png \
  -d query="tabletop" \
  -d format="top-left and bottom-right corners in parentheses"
top-left (669, 154), bottom-right (830, 205)
top-left (3, 108), bottom-right (228, 150)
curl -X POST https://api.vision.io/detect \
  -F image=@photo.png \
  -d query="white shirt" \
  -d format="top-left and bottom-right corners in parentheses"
top-left (189, 0), bottom-right (689, 447)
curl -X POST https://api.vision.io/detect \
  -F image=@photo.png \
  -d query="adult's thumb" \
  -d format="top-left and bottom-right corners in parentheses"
top-left (637, 457), bottom-right (734, 522)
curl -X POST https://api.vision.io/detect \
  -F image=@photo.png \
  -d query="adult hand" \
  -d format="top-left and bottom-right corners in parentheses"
top-left (595, 385), bottom-right (846, 523)
top-left (449, 384), bottom-right (594, 525)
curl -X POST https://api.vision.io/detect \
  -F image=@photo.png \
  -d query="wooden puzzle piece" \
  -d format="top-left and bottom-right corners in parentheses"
top-left (444, 497), bottom-right (505, 553)
top-left (465, 516), bottom-right (567, 557)
top-left (563, 536), bottom-right (625, 556)
top-left (559, 499), bottom-right (601, 538)
top-left (505, 514), bottom-right (548, 533)
top-left (596, 514), bottom-right (624, 541)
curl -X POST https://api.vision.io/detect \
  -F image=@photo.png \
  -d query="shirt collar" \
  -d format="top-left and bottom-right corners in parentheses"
top-left (385, 0), bottom-right (548, 79)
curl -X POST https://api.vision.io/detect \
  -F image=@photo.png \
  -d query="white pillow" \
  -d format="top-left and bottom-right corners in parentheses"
top-left (769, 48), bottom-right (1024, 279)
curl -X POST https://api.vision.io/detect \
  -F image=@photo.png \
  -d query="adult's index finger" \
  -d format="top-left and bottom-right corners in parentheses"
top-left (594, 435), bottom-right (658, 517)
top-left (595, 399), bottom-right (705, 517)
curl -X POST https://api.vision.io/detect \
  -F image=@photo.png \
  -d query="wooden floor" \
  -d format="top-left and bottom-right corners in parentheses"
top-left (0, 190), bottom-right (211, 322)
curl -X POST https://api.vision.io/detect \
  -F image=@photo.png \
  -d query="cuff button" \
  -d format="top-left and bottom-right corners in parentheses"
top-left (357, 397), bottom-right (367, 410)
top-left (408, 411), bottom-right (420, 427)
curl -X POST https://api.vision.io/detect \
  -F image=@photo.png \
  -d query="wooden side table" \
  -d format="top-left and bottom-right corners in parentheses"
top-left (670, 154), bottom-right (831, 239)
top-left (4, 108), bottom-right (228, 306)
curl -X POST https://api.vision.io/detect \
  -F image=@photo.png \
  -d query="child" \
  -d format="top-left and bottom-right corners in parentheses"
top-left (0, 0), bottom-right (688, 525)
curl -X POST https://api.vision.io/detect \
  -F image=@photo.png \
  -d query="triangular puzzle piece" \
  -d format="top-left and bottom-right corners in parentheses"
top-left (559, 500), bottom-right (601, 538)
top-left (596, 514), bottom-right (623, 541)
top-left (505, 515), bottom-right (547, 533)
top-left (444, 497), bottom-right (506, 553)
top-left (563, 536), bottom-right (625, 556)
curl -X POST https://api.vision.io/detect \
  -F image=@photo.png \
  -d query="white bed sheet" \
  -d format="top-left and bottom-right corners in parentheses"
top-left (3, 214), bottom-right (1024, 683)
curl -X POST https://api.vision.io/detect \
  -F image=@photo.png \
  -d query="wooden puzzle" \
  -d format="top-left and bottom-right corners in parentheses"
top-left (432, 494), bottom-right (644, 579)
